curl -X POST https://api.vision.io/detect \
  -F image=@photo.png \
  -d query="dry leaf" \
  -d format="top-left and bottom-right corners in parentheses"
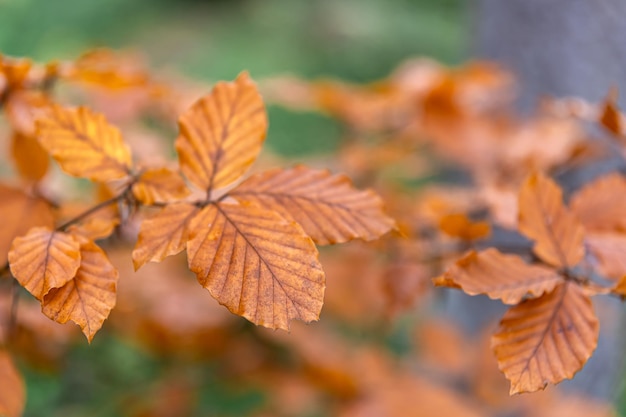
top-left (187, 202), bottom-right (324, 331)
top-left (585, 233), bottom-right (626, 280)
top-left (131, 167), bottom-right (190, 205)
top-left (36, 105), bottom-right (132, 181)
top-left (42, 240), bottom-right (118, 342)
top-left (175, 72), bottom-right (267, 192)
top-left (8, 227), bottom-right (81, 301)
top-left (438, 213), bottom-right (490, 240)
top-left (231, 166), bottom-right (395, 244)
top-left (11, 132), bottom-right (50, 181)
top-left (570, 173), bottom-right (626, 232)
top-left (434, 249), bottom-right (562, 304)
top-left (132, 203), bottom-right (199, 270)
top-left (518, 172), bottom-right (585, 268)
top-left (492, 283), bottom-right (598, 394)
top-left (0, 350), bottom-right (25, 417)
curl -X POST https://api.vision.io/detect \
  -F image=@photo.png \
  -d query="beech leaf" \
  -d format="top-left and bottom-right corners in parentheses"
top-left (8, 227), bottom-right (81, 301)
top-left (175, 72), bottom-right (267, 193)
top-left (570, 173), bottom-right (626, 232)
top-left (11, 131), bottom-right (49, 181)
top-left (518, 172), bottom-right (585, 268)
top-left (230, 166), bottom-right (395, 245)
top-left (36, 105), bottom-right (132, 181)
top-left (585, 232), bottom-right (626, 281)
top-left (492, 283), bottom-right (598, 394)
top-left (131, 167), bottom-right (190, 205)
top-left (132, 203), bottom-right (199, 270)
top-left (0, 351), bottom-right (25, 417)
top-left (0, 185), bottom-right (54, 266)
top-left (434, 248), bottom-right (562, 304)
top-left (42, 240), bottom-right (119, 343)
top-left (187, 202), bottom-right (324, 331)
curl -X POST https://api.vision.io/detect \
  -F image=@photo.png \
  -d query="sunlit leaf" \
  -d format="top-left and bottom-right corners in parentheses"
top-left (69, 48), bottom-right (150, 90)
top-left (132, 203), bottom-right (199, 270)
top-left (42, 240), bottom-right (118, 342)
top-left (492, 283), bottom-right (598, 394)
top-left (8, 227), bottom-right (81, 301)
top-left (518, 172), bottom-right (585, 268)
top-left (187, 202), bottom-right (324, 330)
top-left (36, 105), bottom-right (132, 181)
top-left (175, 72), bottom-right (267, 192)
top-left (434, 248), bottom-right (562, 304)
top-left (0, 350), bottom-right (25, 417)
top-left (231, 166), bottom-right (395, 245)
top-left (0, 185), bottom-right (54, 266)
top-left (131, 167), bottom-right (190, 205)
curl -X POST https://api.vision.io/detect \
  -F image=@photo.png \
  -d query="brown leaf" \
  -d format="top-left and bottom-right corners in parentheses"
top-left (175, 72), bottom-right (267, 193)
top-left (570, 173), bottom-right (626, 231)
top-left (586, 232), bottom-right (626, 281)
top-left (131, 167), bottom-right (190, 205)
top-left (434, 249), bottom-right (562, 304)
top-left (492, 283), bottom-right (598, 394)
top-left (0, 350), bottom-right (25, 417)
top-left (0, 185), bottom-right (54, 266)
top-left (11, 132), bottom-right (49, 181)
top-left (438, 213), bottom-right (490, 240)
top-left (231, 166), bottom-right (395, 245)
top-left (9, 227), bottom-right (81, 301)
top-left (518, 172), bottom-right (585, 268)
top-left (42, 240), bottom-right (118, 342)
top-left (187, 202), bottom-right (324, 330)
top-left (132, 203), bottom-right (199, 270)
top-left (67, 216), bottom-right (119, 241)
top-left (599, 88), bottom-right (623, 138)
top-left (36, 105), bottom-right (132, 181)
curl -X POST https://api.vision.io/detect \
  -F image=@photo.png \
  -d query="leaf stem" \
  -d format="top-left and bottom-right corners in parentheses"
top-left (56, 188), bottom-right (130, 231)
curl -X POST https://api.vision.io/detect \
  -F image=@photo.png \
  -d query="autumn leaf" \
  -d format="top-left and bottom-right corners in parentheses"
top-left (585, 233), bottom-right (626, 280)
top-left (187, 202), bottom-right (324, 331)
top-left (11, 132), bottom-right (50, 181)
top-left (0, 351), bottom-right (25, 417)
top-left (131, 167), bottom-right (190, 205)
top-left (569, 173), bottom-right (626, 232)
top-left (8, 227), bottom-right (81, 301)
top-left (438, 213), bottom-right (490, 240)
top-left (36, 104), bottom-right (132, 182)
top-left (230, 166), bottom-right (395, 245)
top-left (492, 283), bottom-right (598, 394)
top-left (132, 203), bottom-right (199, 270)
top-left (434, 248), bottom-right (562, 304)
top-left (175, 72), bottom-right (267, 193)
top-left (42, 240), bottom-right (118, 342)
top-left (69, 48), bottom-right (150, 90)
top-left (518, 172), bottom-right (585, 268)
top-left (599, 88), bottom-right (623, 139)
top-left (0, 185), bottom-right (54, 266)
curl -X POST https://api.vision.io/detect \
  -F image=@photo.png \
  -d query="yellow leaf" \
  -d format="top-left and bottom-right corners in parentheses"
top-left (132, 203), bottom-right (199, 270)
top-left (36, 105), bottom-right (132, 182)
top-left (131, 167), bottom-right (190, 205)
top-left (434, 249), bottom-right (562, 304)
top-left (11, 131), bottom-right (49, 181)
top-left (175, 72), bottom-right (267, 193)
top-left (230, 166), bottom-right (395, 245)
top-left (42, 240), bottom-right (118, 343)
top-left (518, 172), bottom-right (585, 268)
top-left (0, 350), bottom-right (25, 417)
top-left (8, 227), bottom-right (81, 301)
top-left (187, 202), bottom-right (324, 330)
top-left (492, 283), bottom-right (598, 394)
top-left (0, 184), bottom-right (54, 266)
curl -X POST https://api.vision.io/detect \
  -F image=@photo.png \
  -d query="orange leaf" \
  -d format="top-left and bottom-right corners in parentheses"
top-left (570, 173), bottom-right (626, 231)
top-left (69, 48), bottom-right (150, 91)
top-left (8, 227), bottom-right (81, 301)
top-left (175, 72), bottom-right (267, 193)
top-left (518, 172), bottom-right (585, 268)
top-left (434, 249), bottom-right (562, 304)
top-left (599, 88), bottom-right (623, 138)
top-left (0, 350), bottom-right (25, 417)
top-left (36, 105), bottom-right (132, 181)
top-left (492, 283), bottom-right (598, 394)
top-left (230, 166), bottom-right (395, 245)
top-left (11, 131), bottom-right (49, 181)
top-left (67, 216), bottom-right (120, 241)
top-left (0, 185), bottom-right (54, 265)
top-left (131, 167), bottom-right (190, 205)
top-left (132, 203), bottom-right (199, 270)
top-left (42, 240), bottom-right (118, 342)
top-left (187, 202), bottom-right (324, 330)
top-left (586, 232), bottom-right (626, 281)
top-left (438, 213), bottom-right (490, 240)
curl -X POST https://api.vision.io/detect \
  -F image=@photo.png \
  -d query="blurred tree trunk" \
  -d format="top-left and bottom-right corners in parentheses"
top-left (460, 0), bottom-right (626, 400)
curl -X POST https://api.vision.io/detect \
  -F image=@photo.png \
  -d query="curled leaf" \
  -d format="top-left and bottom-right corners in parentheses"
top-left (187, 202), bottom-right (324, 331)
top-left (176, 72), bottom-right (267, 193)
top-left (8, 227), bottom-right (81, 301)
top-left (231, 166), bottom-right (395, 245)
